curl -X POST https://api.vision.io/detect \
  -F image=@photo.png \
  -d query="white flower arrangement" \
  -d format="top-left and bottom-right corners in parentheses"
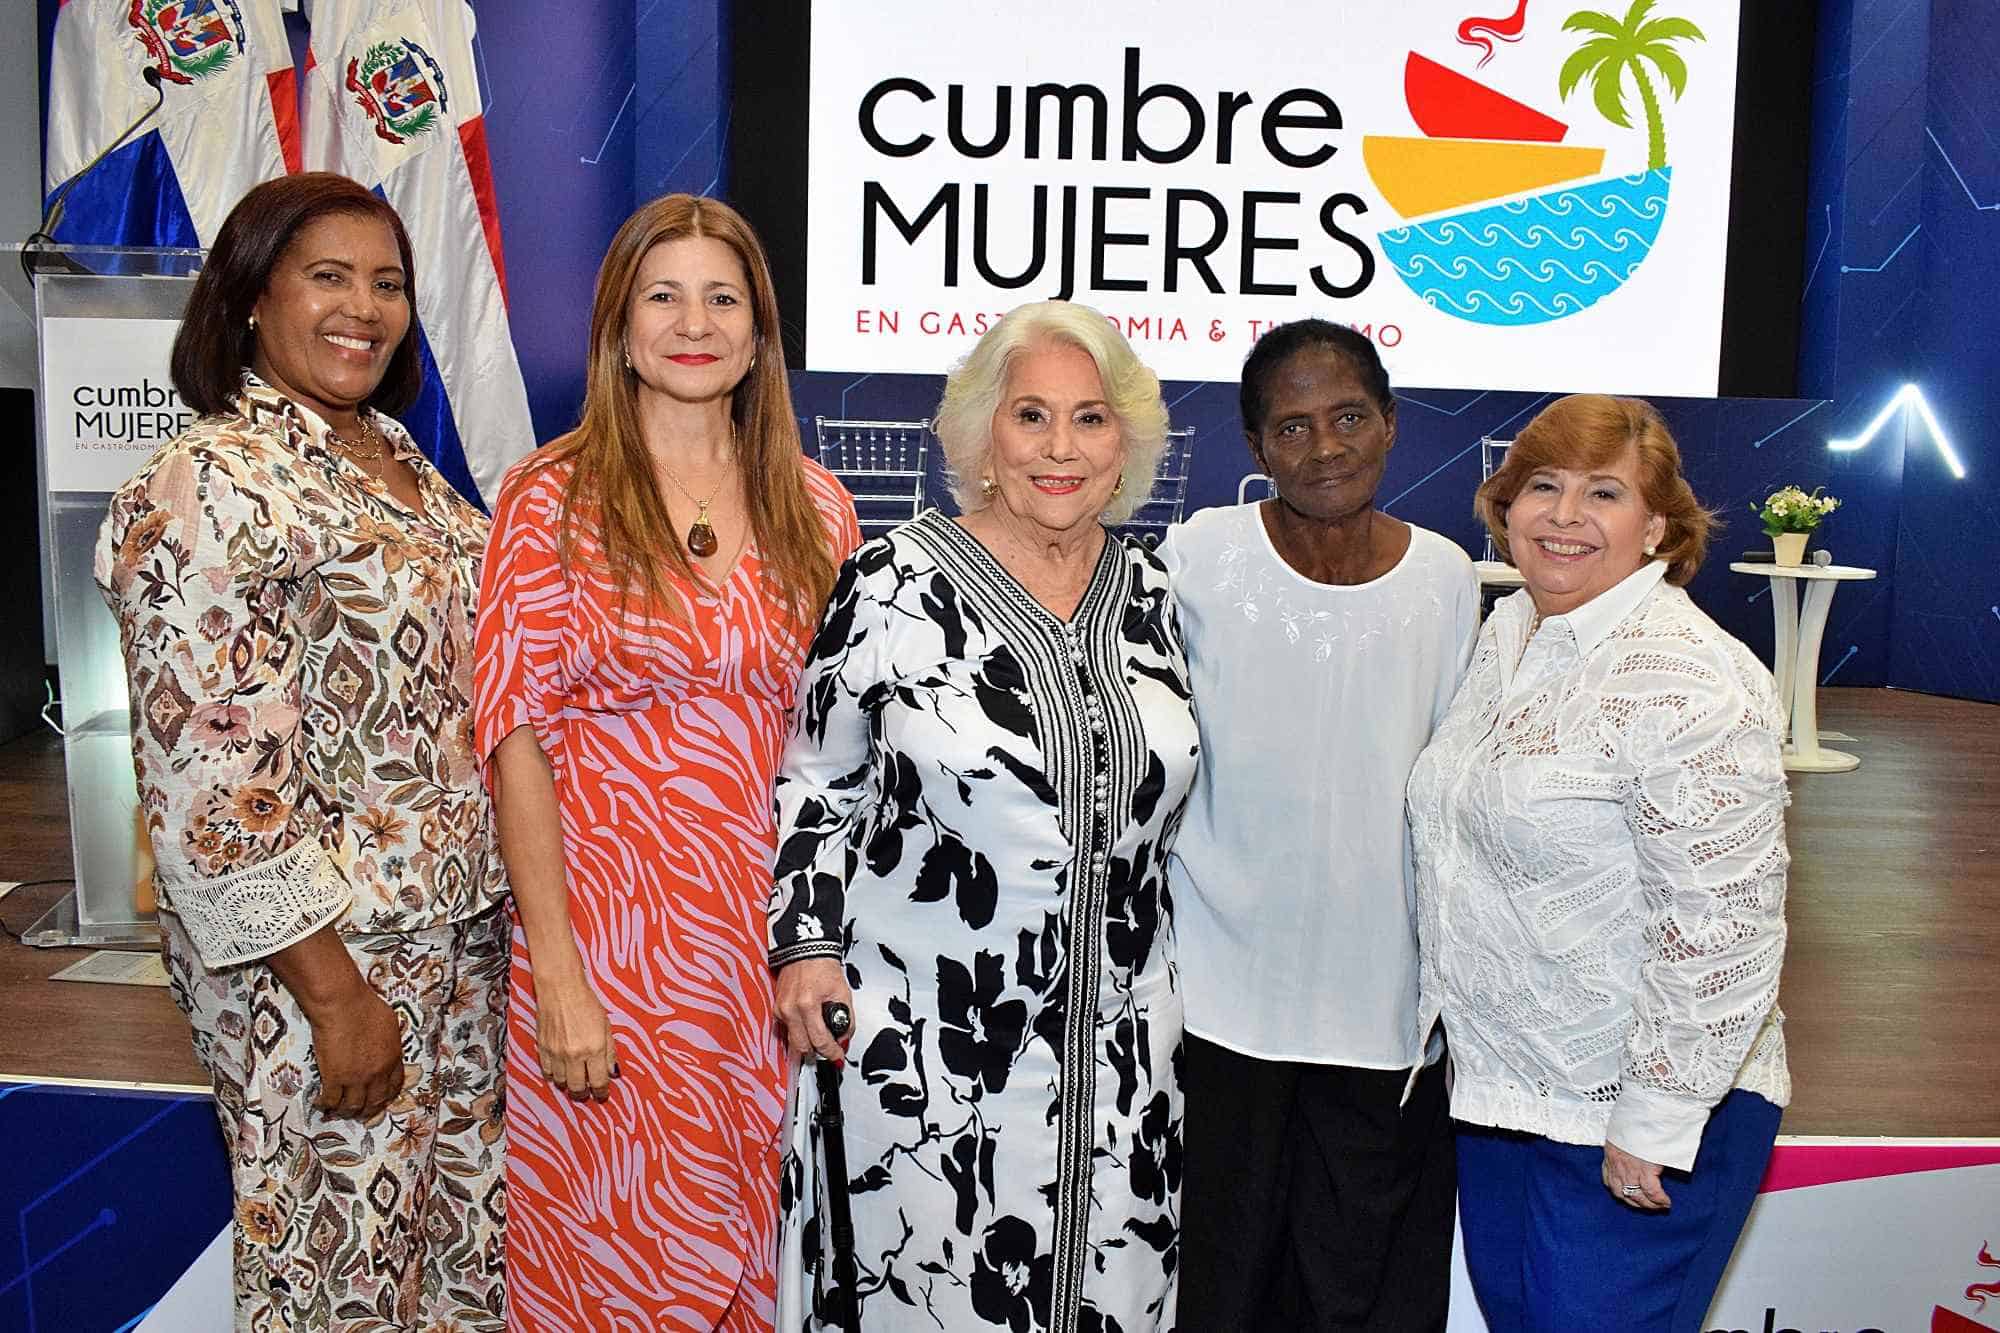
top-left (1754, 485), bottom-right (1841, 536)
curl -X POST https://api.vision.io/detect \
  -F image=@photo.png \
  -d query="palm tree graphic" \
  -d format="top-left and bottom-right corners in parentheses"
top-left (1558, 0), bottom-right (1706, 171)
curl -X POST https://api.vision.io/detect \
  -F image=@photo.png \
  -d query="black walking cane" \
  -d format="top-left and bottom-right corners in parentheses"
top-left (815, 1000), bottom-right (862, 1333)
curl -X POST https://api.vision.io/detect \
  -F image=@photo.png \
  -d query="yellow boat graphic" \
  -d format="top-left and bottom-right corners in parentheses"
top-left (1362, 135), bottom-right (1607, 219)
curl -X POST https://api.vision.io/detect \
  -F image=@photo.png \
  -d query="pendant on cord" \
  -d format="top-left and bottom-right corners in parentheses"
top-left (686, 503), bottom-right (719, 557)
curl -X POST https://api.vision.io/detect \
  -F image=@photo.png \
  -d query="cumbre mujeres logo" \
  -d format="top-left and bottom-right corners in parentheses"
top-left (1365, 0), bottom-right (1706, 326)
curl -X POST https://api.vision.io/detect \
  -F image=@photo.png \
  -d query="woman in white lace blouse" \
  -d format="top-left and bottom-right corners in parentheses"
top-left (1407, 395), bottom-right (1789, 1333)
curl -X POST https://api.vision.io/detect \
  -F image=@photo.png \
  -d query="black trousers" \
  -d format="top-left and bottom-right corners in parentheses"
top-left (1178, 1034), bottom-right (1456, 1332)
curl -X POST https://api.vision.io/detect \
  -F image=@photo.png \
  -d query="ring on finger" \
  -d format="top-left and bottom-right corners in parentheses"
top-left (1621, 1184), bottom-right (1642, 1197)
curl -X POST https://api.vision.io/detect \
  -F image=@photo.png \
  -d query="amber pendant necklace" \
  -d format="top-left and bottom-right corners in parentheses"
top-left (658, 445), bottom-right (732, 558)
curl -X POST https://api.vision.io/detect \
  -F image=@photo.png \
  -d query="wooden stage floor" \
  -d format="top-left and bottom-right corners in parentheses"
top-left (2, 687), bottom-right (1995, 1135)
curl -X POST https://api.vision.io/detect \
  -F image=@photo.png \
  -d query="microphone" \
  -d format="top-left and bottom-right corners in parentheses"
top-left (23, 66), bottom-right (167, 277)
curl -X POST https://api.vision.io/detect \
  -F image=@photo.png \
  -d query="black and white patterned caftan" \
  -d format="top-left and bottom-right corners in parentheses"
top-left (769, 511), bottom-right (1201, 1333)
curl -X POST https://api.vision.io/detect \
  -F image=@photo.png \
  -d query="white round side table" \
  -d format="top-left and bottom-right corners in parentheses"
top-left (1728, 561), bottom-right (1879, 772)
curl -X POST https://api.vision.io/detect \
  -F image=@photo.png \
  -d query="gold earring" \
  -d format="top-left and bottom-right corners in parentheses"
top-left (1112, 474), bottom-right (1126, 496)
top-left (979, 476), bottom-right (998, 498)
top-left (622, 349), bottom-right (632, 370)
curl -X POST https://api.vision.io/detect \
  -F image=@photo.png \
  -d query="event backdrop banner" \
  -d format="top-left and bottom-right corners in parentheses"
top-left (806, 0), bottom-right (1742, 394)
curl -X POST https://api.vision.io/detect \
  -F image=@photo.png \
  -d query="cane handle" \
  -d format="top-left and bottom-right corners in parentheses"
top-left (822, 1001), bottom-right (852, 1041)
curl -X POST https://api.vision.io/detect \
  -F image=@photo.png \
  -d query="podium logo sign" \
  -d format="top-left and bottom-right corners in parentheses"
top-left (41, 318), bottom-right (193, 494)
top-left (805, 0), bottom-right (1741, 394)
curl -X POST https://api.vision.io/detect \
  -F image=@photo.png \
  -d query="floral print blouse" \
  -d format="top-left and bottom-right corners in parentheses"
top-left (96, 375), bottom-right (505, 968)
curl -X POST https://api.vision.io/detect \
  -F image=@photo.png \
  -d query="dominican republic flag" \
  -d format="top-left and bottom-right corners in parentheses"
top-left (302, 0), bottom-right (533, 507)
top-left (44, 0), bottom-right (298, 247)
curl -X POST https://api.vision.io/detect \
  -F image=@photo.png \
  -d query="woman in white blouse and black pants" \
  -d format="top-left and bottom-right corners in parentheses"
top-left (1408, 394), bottom-right (1790, 1332)
top-left (1167, 320), bottom-right (1479, 1330)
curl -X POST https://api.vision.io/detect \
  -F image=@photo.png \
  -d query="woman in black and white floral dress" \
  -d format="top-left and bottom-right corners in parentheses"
top-left (769, 301), bottom-right (1200, 1333)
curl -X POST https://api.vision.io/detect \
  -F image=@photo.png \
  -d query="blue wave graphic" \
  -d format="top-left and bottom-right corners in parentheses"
top-left (1378, 168), bottom-right (1672, 326)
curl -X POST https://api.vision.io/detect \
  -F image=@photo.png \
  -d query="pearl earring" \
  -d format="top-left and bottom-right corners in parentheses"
top-left (247, 315), bottom-right (258, 331)
top-left (1645, 543), bottom-right (1658, 556)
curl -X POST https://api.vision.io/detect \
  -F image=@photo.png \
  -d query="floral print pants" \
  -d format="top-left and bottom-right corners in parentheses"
top-left (162, 908), bottom-right (509, 1332)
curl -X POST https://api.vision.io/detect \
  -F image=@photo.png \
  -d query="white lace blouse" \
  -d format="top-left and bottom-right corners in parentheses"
top-left (1406, 561), bottom-right (1791, 1170)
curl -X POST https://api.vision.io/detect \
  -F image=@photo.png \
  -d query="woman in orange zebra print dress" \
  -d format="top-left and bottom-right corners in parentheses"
top-left (474, 195), bottom-right (858, 1331)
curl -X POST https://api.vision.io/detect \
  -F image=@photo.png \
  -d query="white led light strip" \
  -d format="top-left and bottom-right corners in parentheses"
top-left (1826, 383), bottom-right (1968, 479)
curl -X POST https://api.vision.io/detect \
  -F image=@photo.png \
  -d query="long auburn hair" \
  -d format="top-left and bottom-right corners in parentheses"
top-left (530, 194), bottom-right (835, 624)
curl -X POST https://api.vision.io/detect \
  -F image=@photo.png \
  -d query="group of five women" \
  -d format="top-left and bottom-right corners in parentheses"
top-left (96, 172), bottom-right (1792, 1333)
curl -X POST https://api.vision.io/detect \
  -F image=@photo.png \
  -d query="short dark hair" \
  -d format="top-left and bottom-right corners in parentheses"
top-left (170, 173), bottom-right (422, 417)
top-left (1238, 319), bottom-right (1393, 437)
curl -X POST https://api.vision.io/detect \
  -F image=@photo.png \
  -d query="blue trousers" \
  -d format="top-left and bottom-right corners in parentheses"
top-left (1456, 1090), bottom-right (1782, 1333)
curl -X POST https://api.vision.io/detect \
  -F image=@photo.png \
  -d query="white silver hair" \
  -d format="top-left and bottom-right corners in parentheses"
top-left (933, 301), bottom-right (1170, 525)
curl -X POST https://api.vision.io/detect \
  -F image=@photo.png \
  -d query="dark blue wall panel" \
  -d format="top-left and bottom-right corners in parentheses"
top-left (0, 1085), bottom-right (229, 1333)
top-left (476, 0), bottom-right (637, 444)
top-left (1896, 0), bottom-right (2000, 698)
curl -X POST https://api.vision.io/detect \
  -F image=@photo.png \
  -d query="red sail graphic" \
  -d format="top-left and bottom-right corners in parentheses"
top-left (1404, 53), bottom-right (1569, 143)
top-left (1933, 1308), bottom-right (1998, 1332)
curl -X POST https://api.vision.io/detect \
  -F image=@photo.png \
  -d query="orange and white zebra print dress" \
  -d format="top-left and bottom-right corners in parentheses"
top-left (475, 453), bottom-right (858, 1331)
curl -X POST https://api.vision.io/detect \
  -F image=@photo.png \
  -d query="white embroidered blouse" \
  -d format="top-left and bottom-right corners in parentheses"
top-left (1160, 506), bottom-right (1479, 1069)
top-left (1406, 561), bottom-right (1791, 1170)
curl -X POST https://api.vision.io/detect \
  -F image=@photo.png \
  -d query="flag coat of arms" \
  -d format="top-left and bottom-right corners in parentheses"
top-left (303, 0), bottom-right (533, 507)
top-left (44, 0), bottom-right (299, 246)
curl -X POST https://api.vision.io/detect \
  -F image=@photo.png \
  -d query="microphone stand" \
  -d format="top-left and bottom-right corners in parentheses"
top-left (22, 67), bottom-right (167, 283)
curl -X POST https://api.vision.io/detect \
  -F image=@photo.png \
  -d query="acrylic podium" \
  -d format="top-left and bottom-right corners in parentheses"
top-left (12, 241), bottom-right (203, 947)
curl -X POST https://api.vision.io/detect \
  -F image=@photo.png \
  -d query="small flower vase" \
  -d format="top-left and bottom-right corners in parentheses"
top-left (1772, 531), bottom-right (1810, 566)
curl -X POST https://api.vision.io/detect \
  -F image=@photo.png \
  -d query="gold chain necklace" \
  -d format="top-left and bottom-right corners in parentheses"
top-left (657, 439), bottom-right (734, 558)
top-left (327, 417), bottom-right (385, 462)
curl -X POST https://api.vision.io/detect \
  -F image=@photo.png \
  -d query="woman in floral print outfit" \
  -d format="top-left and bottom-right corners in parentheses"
top-left (96, 174), bottom-right (507, 1331)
